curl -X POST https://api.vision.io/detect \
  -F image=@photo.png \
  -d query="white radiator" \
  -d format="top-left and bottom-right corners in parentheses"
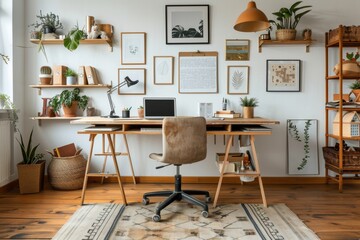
top-left (0, 111), bottom-right (14, 187)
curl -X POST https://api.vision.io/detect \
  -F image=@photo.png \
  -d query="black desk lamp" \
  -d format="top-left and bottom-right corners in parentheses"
top-left (105, 76), bottom-right (139, 118)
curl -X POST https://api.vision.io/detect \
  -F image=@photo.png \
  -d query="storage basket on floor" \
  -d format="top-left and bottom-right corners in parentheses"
top-left (47, 154), bottom-right (86, 190)
top-left (323, 146), bottom-right (360, 169)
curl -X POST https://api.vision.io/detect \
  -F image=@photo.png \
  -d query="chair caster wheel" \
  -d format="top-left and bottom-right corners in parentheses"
top-left (201, 211), bottom-right (209, 218)
top-left (205, 196), bottom-right (211, 203)
top-left (152, 214), bottom-right (161, 222)
top-left (142, 198), bottom-right (149, 205)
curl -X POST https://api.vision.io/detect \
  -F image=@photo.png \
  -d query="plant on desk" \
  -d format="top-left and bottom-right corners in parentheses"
top-left (50, 87), bottom-right (88, 117)
top-left (240, 96), bottom-right (258, 119)
top-left (137, 106), bottom-right (144, 118)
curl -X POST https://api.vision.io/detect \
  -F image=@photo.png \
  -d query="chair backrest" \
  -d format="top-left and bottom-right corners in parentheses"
top-left (161, 117), bottom-right (207, 165)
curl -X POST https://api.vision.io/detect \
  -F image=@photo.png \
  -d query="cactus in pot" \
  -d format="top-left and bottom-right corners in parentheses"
top-left (39, 66), bottom-right (52, 85)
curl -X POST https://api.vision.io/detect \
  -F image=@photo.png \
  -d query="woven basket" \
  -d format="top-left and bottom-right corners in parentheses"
top-left (48, 154), bottom-right (86, 190)
top-left (276, 29), bottom-right (296, 40)
top-left (323, 147), bottom-right (360, 169)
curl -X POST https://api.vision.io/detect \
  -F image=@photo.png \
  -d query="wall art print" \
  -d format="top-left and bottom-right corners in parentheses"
top-left (227, 65), bottom-right (249, 94)
top-left (118, 68), bottom-right (146, 95)
top-left (266, 60), bottom-right (301, 92)
top-left (225, 39), bottom-right (250, 61)
top-left (120, 32), bottom-right (146, 65)
top-left (165, 5), bottom-right (209, 44)
top-left (287, 119), bottom-right (319, 175)
top-left (153, 56), bottom-right (174, 85)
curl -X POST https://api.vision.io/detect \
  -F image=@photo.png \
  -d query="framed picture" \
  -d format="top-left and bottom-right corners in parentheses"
top-left (118, 68), bottom-right (146, 95)
top-left (227, 65), bottom-right (249, 94)
top-left (225, 39), bottom-right (250, 61)
top-left (120, 32), bottom-right (146, 65)
top-left (153, 56), bottom-right (174, 85)
top-left (266, 60), bottom-right (301, 92)
top-left (165, 5), bottom-right (210, 44)
top-left (287, 119), bottom-right (319, 175)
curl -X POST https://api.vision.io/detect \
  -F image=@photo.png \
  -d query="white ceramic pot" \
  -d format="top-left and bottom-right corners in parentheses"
top-left (66, 76), bottom-right (77, 85)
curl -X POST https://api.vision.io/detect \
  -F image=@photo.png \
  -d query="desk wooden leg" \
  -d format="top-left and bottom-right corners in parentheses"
top-left (213, 135), bottom-right (233, 208)
top-left (123, 135), bottom-right (136, 184)
top-left (107, 134), bottom-right (127, 205)
top-left (81, 134), bottom-right (96, 205)
top-left (100, 134), bottom-right (112, 184)
top-left (250, 135), bottom-right (267, 208)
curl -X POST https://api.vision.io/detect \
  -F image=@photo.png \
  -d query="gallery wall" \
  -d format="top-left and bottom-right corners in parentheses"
top-left (14, 0), bottom-right (360, 178)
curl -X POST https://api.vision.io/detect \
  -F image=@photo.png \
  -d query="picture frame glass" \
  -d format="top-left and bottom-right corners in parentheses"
top-left (154, 56), bottom-right (174, 85)
top-left (118, 68), bottom-right (146, 95)
top-left (166, 5), bottom-right (209, 44)
top-left (225, 39), bottom-right (250, 61)
top-left (121, 32), bottom-right (146, 65)
top-left (227, 66), bottom-right (249, 94)
top-left (266, 60), bottom-right (301, 92)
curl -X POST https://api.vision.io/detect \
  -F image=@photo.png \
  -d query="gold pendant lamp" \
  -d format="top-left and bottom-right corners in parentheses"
top-left (234, 1), bottom-right (270, 32)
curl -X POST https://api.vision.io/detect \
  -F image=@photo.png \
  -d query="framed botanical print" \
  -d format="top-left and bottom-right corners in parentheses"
top-left (165, 5), bottom-right (210, 44)
top-left (118, 68), bottom-right (146, 95)
top-left (227, 65), bottom-right (249, 94)
top-left (266, 59), bottom-right (301, 92)
top-left (225, 39), bottom-right (250, 61)
top-left (120, 32), bottom-right (146, 65)
top-left (153, 56), bottom-right (174, 85)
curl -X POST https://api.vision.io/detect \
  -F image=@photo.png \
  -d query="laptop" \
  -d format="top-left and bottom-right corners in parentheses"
top-left (143, 97), bottom-right (176, 119)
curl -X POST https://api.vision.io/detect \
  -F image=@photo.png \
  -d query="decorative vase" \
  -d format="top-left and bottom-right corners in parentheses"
top-left (242, 107), bottom-right (254, 119)
top-left (276, 29), bottom-right (296, 40)
top-left (333, 60), bottom-right (360, 77)
top-left (62, 101), bottom-right (78, 117)
top-left (17, 160), bottom-right (45, 194)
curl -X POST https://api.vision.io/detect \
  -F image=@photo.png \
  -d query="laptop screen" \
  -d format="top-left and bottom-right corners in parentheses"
top-left (144, 97), bottom-right (176, 119)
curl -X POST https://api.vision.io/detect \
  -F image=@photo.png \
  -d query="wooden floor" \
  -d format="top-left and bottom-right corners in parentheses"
top-left (0, 182), bottom-right (359, 240)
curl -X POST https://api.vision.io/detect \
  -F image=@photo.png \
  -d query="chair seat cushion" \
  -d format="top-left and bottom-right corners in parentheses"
top-left (149, 153), bottom-right (163, 161)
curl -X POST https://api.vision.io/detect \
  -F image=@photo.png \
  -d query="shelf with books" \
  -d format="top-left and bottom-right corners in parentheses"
top-left (29, 84), bottom-right (111, 95)
top-left (30, 38), bottom-right (113, 51)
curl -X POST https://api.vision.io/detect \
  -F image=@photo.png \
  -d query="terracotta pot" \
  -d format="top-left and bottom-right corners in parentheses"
top-left (333, 60), bottom-right (360, 77)
top-left (352, 89), bottom-right (360, 102)
top-left (242, 107), bottom-right (254, 119)
top-left (62, 101), bottom-right (78, 117)
top-left (276, 29), bottom-right (296, 40)
top-left (138, 109), bottom-right (144, 118)
top-left (17, 160), bottom-right (45, 194)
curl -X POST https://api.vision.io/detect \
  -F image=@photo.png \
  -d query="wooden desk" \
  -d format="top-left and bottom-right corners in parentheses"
top-left (71, 117), bottom-right (279, 207)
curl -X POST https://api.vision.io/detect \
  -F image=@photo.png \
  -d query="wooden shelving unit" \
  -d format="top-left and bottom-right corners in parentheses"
top-left (29, 84), bottom-right (111, 95)
top-left (258, 39), bottom-right (313, 52)
top-left (30, 38), bottom-right (113, 52)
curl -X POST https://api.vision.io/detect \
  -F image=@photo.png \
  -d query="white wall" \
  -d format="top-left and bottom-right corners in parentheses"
top-left (19, 0), bottom-right (360, 177)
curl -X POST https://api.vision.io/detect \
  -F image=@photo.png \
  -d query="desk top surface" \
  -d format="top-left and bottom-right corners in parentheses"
top-left (71, 116), bottom-right (280, 126)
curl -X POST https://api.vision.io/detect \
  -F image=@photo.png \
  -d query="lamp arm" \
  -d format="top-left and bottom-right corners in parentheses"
top-left (107, 81), bottom-right (126, 94)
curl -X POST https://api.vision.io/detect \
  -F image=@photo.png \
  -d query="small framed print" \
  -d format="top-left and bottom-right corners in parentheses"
top-left (120, 32), bottom-right (146, 65)
top-left (227, 66), bottom-right (249, 94)
top-left (165, 5), bottom-right (210, 44)
top-left (225, 39), bottom-right (250, 61)
top-left (153, 56), bottom-right (174, 85)
top-left (118, 68), bottom-right (146, 95)
top-left (266, 59), bottom-right (301, 92)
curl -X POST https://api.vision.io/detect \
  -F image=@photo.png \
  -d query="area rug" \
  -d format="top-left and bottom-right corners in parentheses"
top-left (53, 202), bottom-right (319, 240)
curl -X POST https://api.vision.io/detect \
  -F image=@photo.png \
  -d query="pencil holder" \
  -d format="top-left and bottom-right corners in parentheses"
top-left (122, 110), bottom-right (130, 118)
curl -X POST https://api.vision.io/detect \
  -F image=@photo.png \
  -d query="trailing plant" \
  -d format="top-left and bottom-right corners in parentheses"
top-left (269, 1), bottom-right (312, 30)
top-left (50, 88), bottom-right (88, 113)
top-left (28, 10), bottom-right (63, 33)
top-left (16, 128), bottom-right (44, 164)
top-left (64, 68), bottom-right (77, 77)
top-left (240, 96), bottom-right (258, 107)
top-left (64, 24), bottom-right (85, 51)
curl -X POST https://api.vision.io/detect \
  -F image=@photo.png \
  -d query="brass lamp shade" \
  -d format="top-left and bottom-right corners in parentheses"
top-left (234, 1), bottom-right (270, 32)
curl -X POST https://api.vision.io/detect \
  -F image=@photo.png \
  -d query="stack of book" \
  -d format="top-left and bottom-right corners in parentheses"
top-left (214, 110), bottom-right (240, 118)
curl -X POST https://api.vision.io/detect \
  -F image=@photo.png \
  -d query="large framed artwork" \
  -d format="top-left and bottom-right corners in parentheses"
top-left (266, 59), bottom-right (301, 92)
top-left (227, 65), bottom-right (249, 94)
top-left (225, 39), bottom-right (250, 61)
top-left (165, 5), bottom-right (210, 44)
top-left (287, 119), bottom-right (319, 175)
top-left (118, 68), bottom-right (146, 95)
top-left (153, 56), bottom-right (174, 85)
top-left (120, 32), bottom-right (146, 65)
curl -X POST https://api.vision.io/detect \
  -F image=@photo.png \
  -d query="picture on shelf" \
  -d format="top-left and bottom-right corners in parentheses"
top-left (266, 59), bottom-right (301, 92)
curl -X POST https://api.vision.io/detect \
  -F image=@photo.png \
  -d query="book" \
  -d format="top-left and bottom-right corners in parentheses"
top-left (85, 66), bottom-right (99, 85)
top-left (83, 126), bottom-right (121, 132)
top-left (214, 113), bottom-right (240, 118)
top-left (53, 143), bottom-right (77, 157)
top-left (242, 125), bottom-right (272, 132)
top-left (77, 66), bottom-right (87, 85)
top-left (215, 110), bottom-right (234, 114)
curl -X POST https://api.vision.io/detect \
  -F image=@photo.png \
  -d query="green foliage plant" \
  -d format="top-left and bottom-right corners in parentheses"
top-left (349, 80), bottom-right (360, 90)
top-left (64, 24), bottom-right (85, 51)
top-left (240, 96), bottom-right (259, 107)
top-left (269, 1), bottom-right (312, 30)
top-left (64, 68), bottom-right (77, 77)
top-left (50, 88), bottom-right (88, 113)
top-left (29, 10), bottom-right (63, 33)
top-left (346, 52), bottom-right (360, 61)
top-left (16, 128), bottom-right (44, 164)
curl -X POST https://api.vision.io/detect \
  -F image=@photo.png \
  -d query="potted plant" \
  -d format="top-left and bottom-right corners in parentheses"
top-left (28, 10), bottom-right (63, 34)
top-left (39, 66), bottom-right (52, 85)
top-left (334, 51), bottom-right (360, 78)
top-left (137, 106), bottom-right (144, 118)
top-left (240, 96), bottom-right (258, 119)
top-left (50, 88), bottom-right (89, 117)
top-left (269, 1), bottom-right (312, 40)
top-left (65, 68), bottom-right (78, 85)
top-left (16, 128), bottom-right (45, 194)
top-left (349, 79), bottom-right (360, 102)
top-left (64, 24), bottom-right (86, 51)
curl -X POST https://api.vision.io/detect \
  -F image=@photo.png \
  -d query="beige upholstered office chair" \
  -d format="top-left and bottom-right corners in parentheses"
top-left (142, 117), bottom-right (210, 222)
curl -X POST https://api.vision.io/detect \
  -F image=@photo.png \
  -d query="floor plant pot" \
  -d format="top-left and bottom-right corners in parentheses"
top-left (243, 107), bottom-right (254, 119)
top-left (62, 101), bottom-right (78, 117)
top-left (17, 160), bottom-right (45, 194)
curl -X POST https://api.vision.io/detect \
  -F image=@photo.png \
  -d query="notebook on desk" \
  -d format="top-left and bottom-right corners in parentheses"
top-left (144, 97), bottom-right (176, 119)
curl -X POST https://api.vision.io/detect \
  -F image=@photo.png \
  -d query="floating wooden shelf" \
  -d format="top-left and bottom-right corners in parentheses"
top-left (30, 116), bottom-right (83, 126)
top-left (258, 39), bottom-right (314, 53)
top-left (29, 84), bottom-right (111, 95)
top-left (30, 38), bottom-right (113, 52)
